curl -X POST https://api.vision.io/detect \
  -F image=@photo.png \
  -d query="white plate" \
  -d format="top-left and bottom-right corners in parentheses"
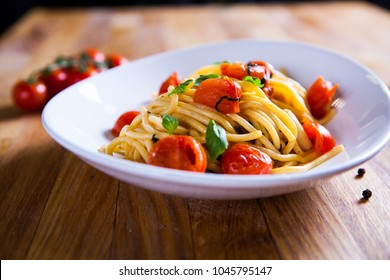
top-left (42, 40), bottom-right (390, 199)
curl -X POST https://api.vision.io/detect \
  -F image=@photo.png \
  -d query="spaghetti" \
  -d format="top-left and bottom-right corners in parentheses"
top-left (100, 60), bottom-right (344, 174)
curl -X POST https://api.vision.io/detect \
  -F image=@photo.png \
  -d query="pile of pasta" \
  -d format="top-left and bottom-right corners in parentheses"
top-left (100, 61), bottom-right (344, 174)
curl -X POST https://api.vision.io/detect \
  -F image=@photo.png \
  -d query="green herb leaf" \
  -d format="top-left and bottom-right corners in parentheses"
top-left (168, 79), bottom-right (192, 95)
top-left (243, 76), bottom-right (264, 87)
top-left (206, 120), bottom-right (228, 161)
top-left (194, 74), bottom-right (221, 87)
top-left (162, 114), bottom-right (179, 135)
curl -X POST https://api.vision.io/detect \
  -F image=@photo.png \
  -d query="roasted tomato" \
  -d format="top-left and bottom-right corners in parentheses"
top-left (12, 79), bottom-right (48, 112)
top-left (111, 111), bottom-right (141, 137)
top-left (221, 61), bottom-right (273, 96)
top-left (159, 72), bottom-right (181, 95)
top-left (302, 117), bottom-right (336, 154)
top-left (220, 62), bottom-right (247, 80)
top-left (307, 76), bottom-right (338, 119)
top-left (193, 77), bottom-right (242, 114)
top-left (148, 135), bottom-right (207, 172)
top-left (221, 143), bottom-right (273, 175)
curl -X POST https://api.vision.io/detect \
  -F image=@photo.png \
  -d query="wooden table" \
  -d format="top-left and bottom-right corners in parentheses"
top-left (0, 1), bottom-right (389, 260)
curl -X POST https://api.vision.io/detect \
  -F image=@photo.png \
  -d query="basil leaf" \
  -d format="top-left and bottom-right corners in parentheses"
top-left (162, 114), bottom-right (179, 135)
top-left (243, 75), bottom-right (264, 88)
top-left (206, 120), bottom-right (228, 161)
top-left (168, 79), bottom-right (192, 95)
top-left (194, 74), bottom-right (221, 87)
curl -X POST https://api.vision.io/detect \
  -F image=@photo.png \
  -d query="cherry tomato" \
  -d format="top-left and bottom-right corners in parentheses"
top-left (247, 60), bottom-right (273, 96)
top-left (82, 48), bottom-right (106, 63)
top-left (159, 72), bottom-right (181, 95)
top-left (221, 143), bottom-right (273, 175)
top-left (106, 54), bottom-right (128, 68)
top-left (12, 79), bottom-right (48, 111)
top-left (193, 77), bottom-right (242, 114)
top-left (247, 60), bottom-right (274, 76)
top-left (220, 62), bottom-right (247, 79)
top-left (302, 117), bottom-right (336, 154)
top-left (221, 62), bottom-right (267, 79)
top-left (39, 68), bottom-right (69, 99)
top-left (307, 76), bottom-right (338, 119)
top-left (148, 135), bottom-right (207, 172)
top-left (221, 61), bottom-right (273, 95)
top-left (111, 111), bottom-right (141, 137)
top-left (10, 48), bottom-right (130, 113)
top-left (65, 66), bottom-right (99, 86)
top-left (76, 66), bottom-right (99, 80)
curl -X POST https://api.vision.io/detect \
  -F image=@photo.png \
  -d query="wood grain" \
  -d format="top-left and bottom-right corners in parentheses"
top-left (0, 1), bottom-right (389, 260)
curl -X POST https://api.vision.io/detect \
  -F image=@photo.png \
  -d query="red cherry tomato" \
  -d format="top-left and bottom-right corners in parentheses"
top-left (159, 72), bottom-right (181, 95)
top-left (82, 48), bottom-right (106, 63)
top-left (221, 62), bottom-right (269, 80)
top-left (221, 143), bottom-right (273, 175)
top-left (220, 62), bottom-right (247, 79)
top-left (193, 77), bottom-right (242, 114)
top-left (221, 61), bottom-right (273, 96)
top-left (77, 66), bottom-right (99, 80)
top-left (111, 111), bottom-right (141, 137)
top-left (39, 68), bottom-right (69, 99)
top-left (106, 54), bottom-right (128, 68)
top-left (307, 76), bottom-right (338, 119)
top-left (302, 117), bottom-right (336, 154)
top-left (247, 60), bottom-right (274, 75)
top-left (65, 66), bottom-right (99, 86)
top-left (10, 48), bottom-right (130, 113)
top-left (148, 135), bottom-right (207, 172)
top-left (247, 60), bottom-right (273, 96)
top-left (12, 79), bottom-right (48, 112)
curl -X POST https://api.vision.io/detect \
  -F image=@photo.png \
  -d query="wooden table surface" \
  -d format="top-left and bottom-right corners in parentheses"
top-left (0, 1), bottom-right (389, 260)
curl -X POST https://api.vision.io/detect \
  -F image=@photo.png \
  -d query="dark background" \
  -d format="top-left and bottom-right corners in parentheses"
top-left (1, 1), bottom-right (389, 36)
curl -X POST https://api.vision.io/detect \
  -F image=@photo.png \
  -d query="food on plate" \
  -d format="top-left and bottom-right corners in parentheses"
top-left (100, 60), bottom-right (344, 174)
top-left (11, 48), bottom-right (128, 112)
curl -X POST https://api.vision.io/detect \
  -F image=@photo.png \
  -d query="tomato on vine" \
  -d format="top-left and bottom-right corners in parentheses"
top-left (12, 78), bottom-right (48, 112)
top-left (82, 48), bottom-right (106, 64)
top-left (39, 67), bottom-right (69, 99)
top-left (64, 66), bottom-right (99, 86)
top-left (106, 54), bottom-right (128, 68)
top-left (11, 48), bottom-right (128, 112)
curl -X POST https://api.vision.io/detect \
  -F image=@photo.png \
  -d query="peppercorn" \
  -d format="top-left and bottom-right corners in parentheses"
top-left (357, 168), bottom-right (366, 177)
top-left (355, 168), bottom-right (366, 179)
top-left (362, 189), bottom-right (372, 199)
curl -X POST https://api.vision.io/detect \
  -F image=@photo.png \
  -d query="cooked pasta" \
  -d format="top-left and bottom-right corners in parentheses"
top-left (100, 61), bottom-right (344, 174)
